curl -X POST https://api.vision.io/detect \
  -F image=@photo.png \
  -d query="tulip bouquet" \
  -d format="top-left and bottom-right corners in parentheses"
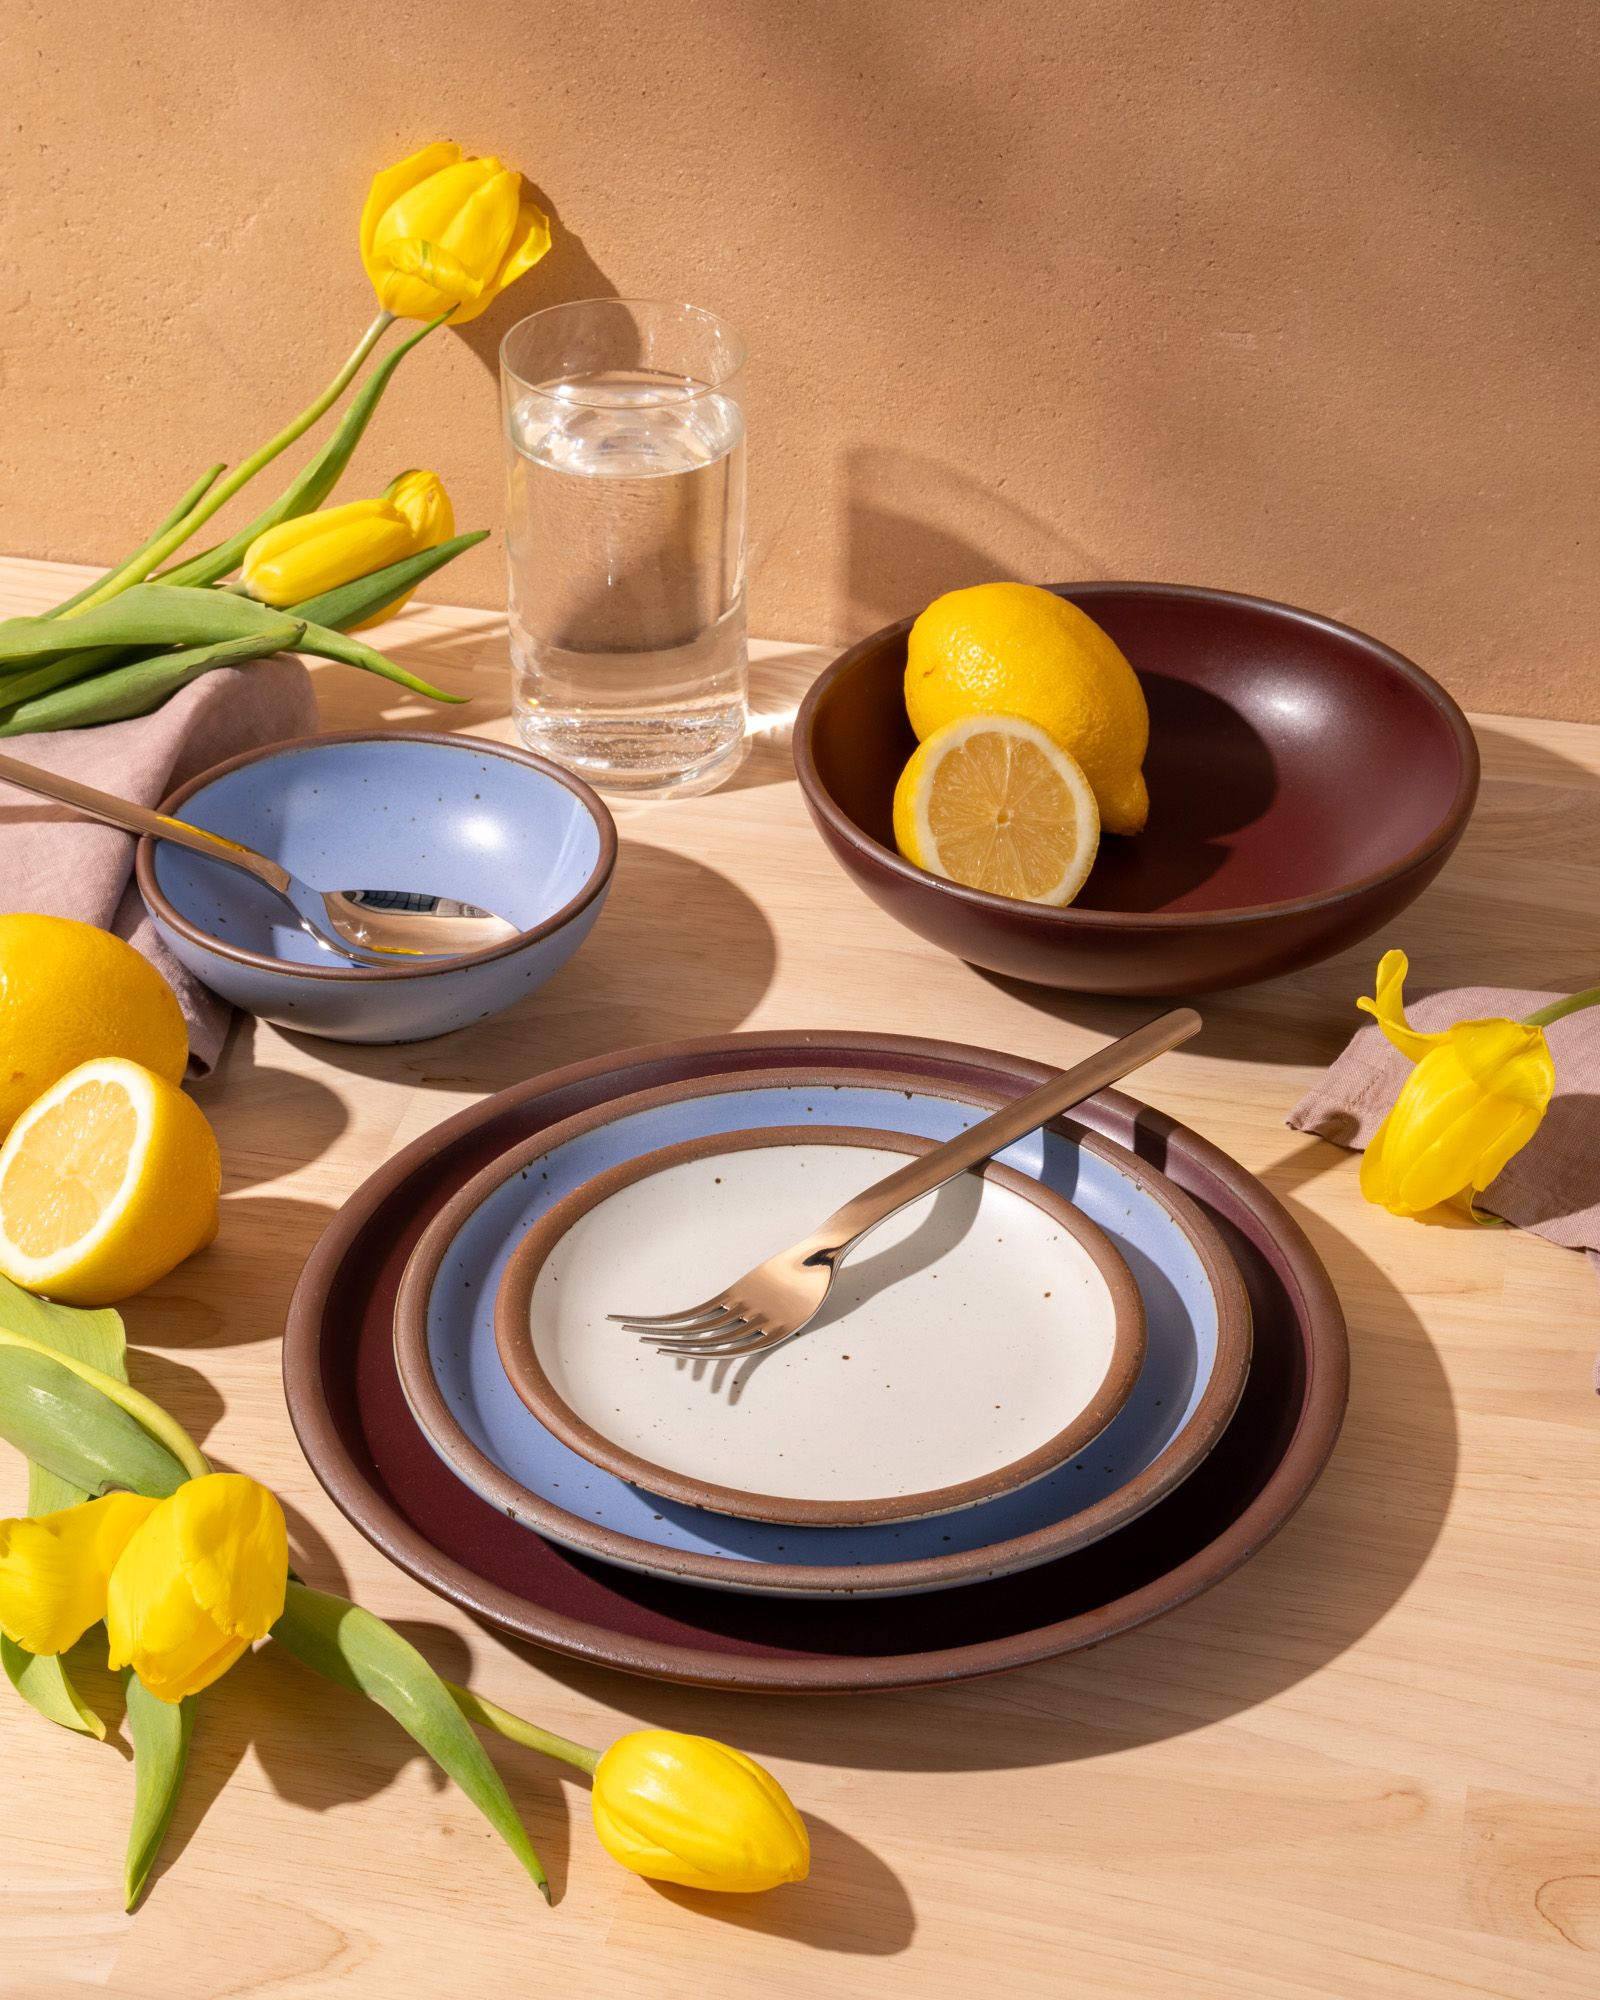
top-left (0, 1278), bottom-right (809, 1909)
top-left (0, 143), bottom-right (551, 735)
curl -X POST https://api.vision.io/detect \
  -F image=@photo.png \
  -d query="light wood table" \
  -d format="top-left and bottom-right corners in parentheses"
top-left (1, 557), bottom-right (1596, 1999)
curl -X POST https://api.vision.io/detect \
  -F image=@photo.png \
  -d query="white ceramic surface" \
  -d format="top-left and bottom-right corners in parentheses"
top-left (518, 1132), bottom-right (1136, 1514)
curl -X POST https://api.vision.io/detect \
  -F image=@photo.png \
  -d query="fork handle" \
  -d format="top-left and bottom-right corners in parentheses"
top-left (0, 750), bottom-right (292, 896)
top-left (800, 1008), bottom-right (1203, 1265)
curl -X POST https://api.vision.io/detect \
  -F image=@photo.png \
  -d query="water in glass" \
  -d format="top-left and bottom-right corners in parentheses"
top-left (506, 371), bottom-right (747, 796)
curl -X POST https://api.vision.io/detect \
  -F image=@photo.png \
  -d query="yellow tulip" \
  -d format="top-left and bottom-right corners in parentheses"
top-left (362, 142), bottom-right (551, 325)
top-left (590, 1729), bottom-right (810, 1893)
top-left (105, 1473), bottom-right (288, 1702)
top-left (241, 470), bottom-right (455, 627)
top-left (1357, 949), bottom-right (1555, 1217)
top-left (0, 1492), bottom-right (157, 1656)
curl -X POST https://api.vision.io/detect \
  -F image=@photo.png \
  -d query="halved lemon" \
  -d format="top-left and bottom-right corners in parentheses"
top-left (0, 1058), bottom-right (221, 1307)
top-left (892, 714), bottom-right (1101, 906)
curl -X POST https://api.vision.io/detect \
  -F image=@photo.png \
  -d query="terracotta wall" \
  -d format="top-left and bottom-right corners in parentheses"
top-left (3, 0), bottom-right (1597, 717)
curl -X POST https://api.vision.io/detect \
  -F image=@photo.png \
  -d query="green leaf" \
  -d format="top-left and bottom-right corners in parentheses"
top-left (0, 642), bottom-right (129, 710)
top-left (0, 1276), bottom-right (129, 1513)
top-left (0, 1346), bottom-right (187, 1501)
top-left (293, 617), bottom-right (462, 703)
top-left (289, 529), bottom-right (489, 633)
top-left (157, 315), bottom-right (448, 590)
top-left (47, 465), bottom-right (228, 616)
top-left (270, 1582), bottom-right (548, 1901)
top-left (0, 628), bottom-right (305, 738)
top-left (2, 1633), bottom-right (105, 1739)
top-left (123, 1672), bottom-right (194, 1910)
top-left (0, 585), bottom-right (303, 668)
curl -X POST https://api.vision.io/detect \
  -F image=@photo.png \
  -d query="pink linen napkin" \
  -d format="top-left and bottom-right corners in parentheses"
top-left (0, 657), bottom-right (317, 1074)
top-left (1288, 981), bottom-right (1600, 1369)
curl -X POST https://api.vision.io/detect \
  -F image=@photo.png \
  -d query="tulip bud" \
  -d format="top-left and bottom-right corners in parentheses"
top-left (241, 473), bottom-right (454, 627)
top-left (590, 1729), bottom-right (810, 1893)
top-left (106, 1473), bottom-right (287, 1702)
top-left (361, 143), bottom-right (550, 325)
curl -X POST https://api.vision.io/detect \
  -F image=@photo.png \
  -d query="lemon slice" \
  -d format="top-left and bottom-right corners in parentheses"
top-left (0, 1058), bottom-right (220, 1307)
top-left (892, 714), bottom-right (1101, 906)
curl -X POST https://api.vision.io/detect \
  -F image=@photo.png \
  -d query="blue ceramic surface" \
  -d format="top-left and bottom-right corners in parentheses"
top-left (136, 732), bottom-right (615, 1043)
top-left (408, 1072), bottom-right (1245, 1594)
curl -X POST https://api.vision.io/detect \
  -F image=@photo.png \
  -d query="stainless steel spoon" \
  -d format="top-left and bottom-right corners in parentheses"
top-left (0, 750), bottom-right (520, 966)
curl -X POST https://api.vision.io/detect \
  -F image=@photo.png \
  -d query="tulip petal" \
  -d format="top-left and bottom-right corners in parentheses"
top-left (1357, 950), bottom-right (1449, 1063)
top-left (1371, 1050), bottom-right (1546, 1214)
top-left (0, 1492), bottom-right (158, 1656)
top-left (483, 195), bottom-right (553, 311)
top-left (105, 1474), bottom-right (287, 1702)
top-left (361, 142), bottom-right (461, 268)
top-left (371, 237), bottom-right (490, 321)
top-left (1445, 1019), bottom-right (1555, 1106)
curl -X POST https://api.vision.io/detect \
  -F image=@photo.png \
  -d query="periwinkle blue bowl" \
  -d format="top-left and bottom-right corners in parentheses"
top-left (135, 731), bottom-right (616, 1044)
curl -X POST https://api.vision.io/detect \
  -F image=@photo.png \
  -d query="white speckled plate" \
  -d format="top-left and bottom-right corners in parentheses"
top-left (492, 1125), bottom-right (1147, 1526)
top-left (390, 1065), bottom-right (1251, 1598)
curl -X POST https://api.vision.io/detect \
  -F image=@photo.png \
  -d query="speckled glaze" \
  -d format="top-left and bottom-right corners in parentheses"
top-left (283, 1028), bottom-right (1347, 1693)
top-left (135, 731), bottom-right (615, 1042)
top-left (391, 1066), bottom-right (1251, 1597)
top-left (793, 582), bottom-right (1480, 995)
top-left (493, 1124), bottom-right (1148, 1527)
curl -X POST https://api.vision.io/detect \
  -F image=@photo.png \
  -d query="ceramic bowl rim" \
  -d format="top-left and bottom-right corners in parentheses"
top-left (390, 1062), bottom-right (1253, 1596)
top-left (134, 729), bottom-right (618, 982)
top-left (792, 579), bottom-right (1480, 932)
top-left (490, 1122), bottom-right (1149, 1527)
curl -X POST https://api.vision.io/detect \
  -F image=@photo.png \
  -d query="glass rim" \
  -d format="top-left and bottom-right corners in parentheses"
top-left (499, 297), bottom-right (746, 407)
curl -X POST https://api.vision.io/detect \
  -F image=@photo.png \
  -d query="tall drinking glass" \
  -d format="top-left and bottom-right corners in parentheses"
top-left (500, 299), bottom-right (748, 797)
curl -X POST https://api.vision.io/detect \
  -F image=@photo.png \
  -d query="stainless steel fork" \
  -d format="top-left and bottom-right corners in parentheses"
top-left (613, 1007), bottom-right (1202, 1359)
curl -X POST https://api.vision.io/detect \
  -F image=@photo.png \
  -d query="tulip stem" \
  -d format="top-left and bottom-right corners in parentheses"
top-left (64, 312), bottom-right (397, 617)
top-left (442, 1680), bottom-right (602, 1775)
top-left (0, 1328), bottom-right (211, 1483)
top-left (1523, 987), bottom-right (1600, 1029)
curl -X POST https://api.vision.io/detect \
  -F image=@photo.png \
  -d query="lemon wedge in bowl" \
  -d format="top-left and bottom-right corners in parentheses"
top-left (0, 1057), bottom-right (220, 1307)
top-left (892, 714), bottom-right (1101, 907)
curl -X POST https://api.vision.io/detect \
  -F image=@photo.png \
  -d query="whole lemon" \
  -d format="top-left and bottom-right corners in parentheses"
top-left (905, 583), bottom-right (1150, 834)
top-left (0, 915), bottom-right (187, 1139)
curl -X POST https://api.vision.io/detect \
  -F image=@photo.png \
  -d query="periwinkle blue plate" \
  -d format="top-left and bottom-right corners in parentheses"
top-left (393, 1067), bottom-right (1253, 1597)
top-left (135, 731), bottom-right (616, 1043)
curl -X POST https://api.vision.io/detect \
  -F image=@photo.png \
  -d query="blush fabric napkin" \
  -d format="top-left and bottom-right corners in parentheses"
top-left (1289, 982), bottom-right (1600, 1348)
top-left (0, 657), bottom-right (317, 1075)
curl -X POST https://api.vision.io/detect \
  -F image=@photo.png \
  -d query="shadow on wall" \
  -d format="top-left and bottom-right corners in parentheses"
top-left (841, 445), bottom-right (1111, 637)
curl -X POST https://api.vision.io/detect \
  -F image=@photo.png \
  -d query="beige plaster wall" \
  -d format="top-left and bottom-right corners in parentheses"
top-left (2, 0), bottom-right (1597, 717)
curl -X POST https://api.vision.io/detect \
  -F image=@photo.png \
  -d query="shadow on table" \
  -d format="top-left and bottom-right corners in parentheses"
top-left (190, 1025), bottom-right (353, 1187)
top-left (286, 841), bottom-right (779, 1096)
top-left (647, 1816), bottom-right (914, 1955)
top-left (506, 1202), bottom-right (1454, 1783)
top-left (142, 1616), bottom-right (579, 1907)
top-left (126, 1194), bottom-right (338, 1350)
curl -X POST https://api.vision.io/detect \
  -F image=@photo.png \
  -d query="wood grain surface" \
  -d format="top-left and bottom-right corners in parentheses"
top-left (0, 558), bottom-right (1596, 1998)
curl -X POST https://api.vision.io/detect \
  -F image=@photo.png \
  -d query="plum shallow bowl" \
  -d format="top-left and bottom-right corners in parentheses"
top-left (135, 730), bottom-right (616, 1043)
top-left (793, 581), bottom-right (1479, 996)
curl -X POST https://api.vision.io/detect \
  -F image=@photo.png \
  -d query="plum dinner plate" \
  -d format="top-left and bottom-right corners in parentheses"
top-left (492, 1125), bottom-right (1149, 1528)
top-left (283, 1030), bottom-right (1347, 1692)
top-left (391, 1067), bottom-right (1247, 1596)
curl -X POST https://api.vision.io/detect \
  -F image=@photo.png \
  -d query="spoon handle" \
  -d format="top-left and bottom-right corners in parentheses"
top-left (0, 750), bottom-right (292, 896)
top-left (806, 1007), bottom-right (1204, 1261)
